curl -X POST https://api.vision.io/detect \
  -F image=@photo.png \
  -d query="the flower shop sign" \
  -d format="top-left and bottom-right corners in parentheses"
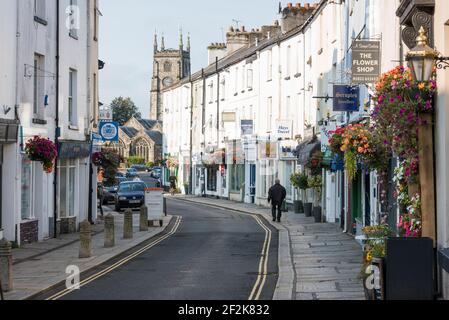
top-left (333, 85), bottom-right (360, 112)
top-left (352, 40), bottom-right (381, 84)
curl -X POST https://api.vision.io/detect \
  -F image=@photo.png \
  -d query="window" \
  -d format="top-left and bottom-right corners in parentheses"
top-left (220, 77), bottom-right (226, 100)
top-left (230, 164), bottom-right (245, 192)
top-left (21, 157), bottom-right (34, 220)
top-left (267, 97), bottom-right (273, 131)
top-left (247, 69), bottom-right (253, 89)
top-left (34, 0), bottom-right (46, 20)
top-left (267, 50), bottom-right (272, 80)
top-left (235, 67), bottom-right (239, 93)
top-left (286, 96), bottom-right (291, 120)
top-left (69, 69), bottom-right (77, 126)
top-left (68, 0), bottom-right (78, 38)
top-left (209, 81), bottom-right (214, 103)
top-left (241, 65), bottom-right (246, 91)
top-left (58, 160), bottom-right (76, 218)
top-left (164, 61), bottom-right (172, 72)
top-left (33, 54), bottom-right (45, 118)
top-left (286, 45), bottom-right (291, 76)
top-left (93, 0), bottom-right (99, 41)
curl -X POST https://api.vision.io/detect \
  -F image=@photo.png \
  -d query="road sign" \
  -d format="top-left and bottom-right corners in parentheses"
top-left (99, 121), bottom-right (119, 142)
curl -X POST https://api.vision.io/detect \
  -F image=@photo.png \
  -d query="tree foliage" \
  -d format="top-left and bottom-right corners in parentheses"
top-left (111, 96), bottom-right (141, 126)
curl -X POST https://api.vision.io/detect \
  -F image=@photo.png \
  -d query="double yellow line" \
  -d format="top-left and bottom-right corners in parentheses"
top-left (248, 215), bottom-right (272, 301)
top-left (47, 216), bottom-right (183, 300)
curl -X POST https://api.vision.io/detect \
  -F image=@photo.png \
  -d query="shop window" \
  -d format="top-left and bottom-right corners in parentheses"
top-left (230, 164), bottom-right (244, 192)
top-left (59, 160), bottom-right (76, 218)
top-left (21, 157), bottom-right (34, 220)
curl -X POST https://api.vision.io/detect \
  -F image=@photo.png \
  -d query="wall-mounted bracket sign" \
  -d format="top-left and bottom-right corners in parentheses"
top-left (333, 85), bottom-right (360, 112)
top-left (352, 40), bottom-right (381, 84)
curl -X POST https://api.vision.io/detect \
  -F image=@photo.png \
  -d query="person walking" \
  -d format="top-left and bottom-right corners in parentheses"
top-left (268, 179), bottom-right (287, 223)
top-left (97, 183), bottom-right (104, 217)
top-left (169, 175), bottom-right (178, 196)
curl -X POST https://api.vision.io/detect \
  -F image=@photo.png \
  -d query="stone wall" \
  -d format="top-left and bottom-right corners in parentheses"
top-left (20, 220), bottom-right (38, 244)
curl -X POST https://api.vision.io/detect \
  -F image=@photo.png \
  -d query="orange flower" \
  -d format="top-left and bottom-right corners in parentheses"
top-left (418, 83), bottom-right (425, 90)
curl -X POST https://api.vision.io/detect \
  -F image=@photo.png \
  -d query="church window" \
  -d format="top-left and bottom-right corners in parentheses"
top-left (164, 61), bottom-right (172, 72)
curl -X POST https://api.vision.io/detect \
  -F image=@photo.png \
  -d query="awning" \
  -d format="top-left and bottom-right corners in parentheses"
top-left (297, 139), bottom-right (321, 165)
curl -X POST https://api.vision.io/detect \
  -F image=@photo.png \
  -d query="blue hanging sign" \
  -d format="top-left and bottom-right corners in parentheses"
top-left (333, 85), bottom-right (360, 112)
top-left (99, 121), bottom-right (119, 142)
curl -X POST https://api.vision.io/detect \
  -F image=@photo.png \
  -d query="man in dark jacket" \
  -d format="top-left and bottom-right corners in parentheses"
top-left (268, 179), bottom-right (287, 222)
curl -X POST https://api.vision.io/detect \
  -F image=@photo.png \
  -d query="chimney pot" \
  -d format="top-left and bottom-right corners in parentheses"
top-left (296, 3), bottom-right (301, 8)
top-left (304, 3), bottom-right (310, 9)
top-left (287, 3), bottom-right (293, 9)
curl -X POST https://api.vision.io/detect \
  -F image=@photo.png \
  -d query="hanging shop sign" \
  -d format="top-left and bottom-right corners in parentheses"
top-left (333, 85), bottom-right (360, 112)
top-left (222, 112), bottom-right (236, 122)
top-left (258, 140), bottom-right (278, 160)
top-left (275, 120), bottom-right (293, 140)
top-left (241, 120), bottom-right (254, 136)
top-left (99, 121), bottom-right (119, 142)
top-left (352, 40), bottom-right (381, 84)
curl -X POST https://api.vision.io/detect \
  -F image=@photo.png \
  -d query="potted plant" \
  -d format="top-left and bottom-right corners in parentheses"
top-left (290, 173), bottom-right (305, 214)
top-left (308, 175), bottom-right (323, 223)
top-left (25, 136), bottom-right (58, 173)
top-left (299, 173), bottom-right (312, 217)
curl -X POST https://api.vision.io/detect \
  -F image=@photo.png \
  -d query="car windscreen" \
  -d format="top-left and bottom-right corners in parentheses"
top-left (119, 183), bottom-right (145, 192)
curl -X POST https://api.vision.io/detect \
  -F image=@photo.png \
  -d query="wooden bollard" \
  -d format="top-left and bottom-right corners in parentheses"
top-left (123, 209), bottom-right (133, 239)
top-left (104, 214), bottom-right (115, 248)
top-left (0, 238), bottom-right (13, 292)
top-left (140, 206), bottom-right (149, 232)
top-left (79, 220), bottom-right (92, 258)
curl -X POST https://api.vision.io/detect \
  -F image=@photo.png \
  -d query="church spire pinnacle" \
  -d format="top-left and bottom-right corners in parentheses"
top-left (179, 28), bottom-right (184, 51)
top-left (187, 33), bottom-right (191, 53)
top-left (153, 32), bottom-right (158, 53)
top-left (161, 33), bottom-right (165, 51)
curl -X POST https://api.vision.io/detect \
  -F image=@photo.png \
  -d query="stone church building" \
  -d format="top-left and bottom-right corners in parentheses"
top-left (150, 32), bottom-right (191, 121)
top-left (110, 117), bottom-right (163, 164)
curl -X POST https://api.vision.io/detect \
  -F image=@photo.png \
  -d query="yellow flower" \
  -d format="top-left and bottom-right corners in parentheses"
top-left (340, 145), bottom-right (347, 152)
top-left (418, 83), bottom-right (425, 90)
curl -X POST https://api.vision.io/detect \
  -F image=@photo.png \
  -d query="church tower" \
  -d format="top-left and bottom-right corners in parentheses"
top-left (150, 31), bottom-right (191, 121)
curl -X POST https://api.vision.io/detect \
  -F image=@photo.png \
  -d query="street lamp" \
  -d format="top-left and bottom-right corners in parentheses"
top-left (406, 26), bottom-right (449, 82)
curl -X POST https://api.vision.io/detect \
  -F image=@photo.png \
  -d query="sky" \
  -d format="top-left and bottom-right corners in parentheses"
top-left (99, 0), bottom-right (318, 118)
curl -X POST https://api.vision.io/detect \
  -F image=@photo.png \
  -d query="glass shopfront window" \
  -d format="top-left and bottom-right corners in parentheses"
top-left (283, 161), bottom-right (295, 200)
top-left (58, 160), bottom-right (76, 218)
top-left (21, 157), bottom-right (34, 220)
top-left (230, 164), bottom-right (245, 192)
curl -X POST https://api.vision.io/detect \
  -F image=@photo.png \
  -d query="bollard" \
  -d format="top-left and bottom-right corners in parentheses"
top-left (140, 205), bottom-right (149, 232)
top-left (123, 209), bottom-right (133, 239)
top-left (104, 214), bottom-right (115, 248)
top-left (79, 220), bottom-right (92, 258)
top-left (0, 238), bottom-right (13, 292)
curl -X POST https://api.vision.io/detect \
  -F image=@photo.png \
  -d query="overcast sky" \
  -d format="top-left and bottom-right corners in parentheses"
top-left (99, 0), bottom-right (318, 118)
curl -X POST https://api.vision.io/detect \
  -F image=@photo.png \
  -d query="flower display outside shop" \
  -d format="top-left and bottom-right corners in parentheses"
top-left (92, 152), bottom-right (104, 167)
top-left (25, 136), bottom-right (58, 173)
top-left (306, 151), bottom-right (325, 176)
top-left (329, 124), bottom-right (374, 181)
top-left (166, 157), bottom-right (179, 169)
top-left (361, 224), bottom-right (394, 279)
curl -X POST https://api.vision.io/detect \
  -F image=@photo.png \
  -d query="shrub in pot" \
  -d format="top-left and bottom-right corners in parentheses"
top-left (308, 175), bottom-right (323, 222)
top-left (290, 173), bottom-right (308, 214)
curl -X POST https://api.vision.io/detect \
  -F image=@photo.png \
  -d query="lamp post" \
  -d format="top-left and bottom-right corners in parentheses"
top-left (405, 26), bottom-right (448, 245)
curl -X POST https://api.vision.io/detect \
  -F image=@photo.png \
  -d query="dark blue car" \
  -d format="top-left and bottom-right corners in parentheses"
top-left (114, 181), bottom-right (146, 212)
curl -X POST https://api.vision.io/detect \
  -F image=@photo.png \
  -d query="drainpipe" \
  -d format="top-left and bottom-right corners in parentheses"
top-left (53, 0), bottom-right (61, 238)
top-left (189, 74), bottom-right (193, 195)
top-left (216, 57), bottom-right (220, 148)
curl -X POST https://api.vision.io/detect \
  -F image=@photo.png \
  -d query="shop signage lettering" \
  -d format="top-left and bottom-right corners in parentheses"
top-left (352, 40), bottom-right (381, 84)
top-left (241, 120), bottom-right (254, 136)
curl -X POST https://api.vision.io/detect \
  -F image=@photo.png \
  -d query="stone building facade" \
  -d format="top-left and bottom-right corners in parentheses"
top-left (111, 117), bottom-right (163, 164)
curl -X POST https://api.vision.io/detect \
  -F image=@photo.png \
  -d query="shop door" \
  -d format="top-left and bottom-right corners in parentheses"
top-left (250, 164), bottom-right (256, 203)
top-left (351, 171), bottom-right (363, 232)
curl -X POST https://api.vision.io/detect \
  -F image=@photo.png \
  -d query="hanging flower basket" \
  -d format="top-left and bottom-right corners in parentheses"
top-left (92, 152), bottom-right (104, 167)
top-left (25, 136), bottom-right (58, 173)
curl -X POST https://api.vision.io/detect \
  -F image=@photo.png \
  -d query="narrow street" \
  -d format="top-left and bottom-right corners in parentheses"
top-left (46, 200), bottom-right (278, 300)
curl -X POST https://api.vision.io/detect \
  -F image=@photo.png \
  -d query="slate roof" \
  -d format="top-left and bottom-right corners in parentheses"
top-left (145, 130), bottom-right (163, 146)
top-left (120, 126), bottom-right (138, 138)
top-left (137, 119), bottom-right (161, 131)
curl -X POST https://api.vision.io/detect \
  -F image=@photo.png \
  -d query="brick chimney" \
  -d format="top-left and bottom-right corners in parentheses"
top-left (280, 2), bottom-right (316, 33)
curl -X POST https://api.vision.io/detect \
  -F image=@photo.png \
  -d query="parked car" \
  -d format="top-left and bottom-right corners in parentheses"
top-left (150, 166), bottom-right (162, 179)
top-left (126, 168), bottom-right (138, 178)
top-left (114, 181), bottom-right (147, 212)
top-left (131, 164), bottom-right (150, 172)
top-left (116, 172), bottom-right (125, 178)
top-left (102, 185), bottom-right (118, 205)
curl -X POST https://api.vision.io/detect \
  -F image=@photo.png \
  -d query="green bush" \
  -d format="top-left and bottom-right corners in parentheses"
top-left (127, 156), bottom-right (145, 167)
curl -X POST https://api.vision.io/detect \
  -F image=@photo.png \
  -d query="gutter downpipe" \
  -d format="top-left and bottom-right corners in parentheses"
top-left (14, 0), bottom-right (21, 244)
top-left (189, 74), bottom-right (193, 195)
top-left (53, 0), bottom-right (60, 238)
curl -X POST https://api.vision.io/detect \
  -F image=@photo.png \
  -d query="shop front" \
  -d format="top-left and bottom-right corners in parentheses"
top-left (227, 140), bottom-right (245, 202)
top-left (57, 141), bottom-right (91, 235)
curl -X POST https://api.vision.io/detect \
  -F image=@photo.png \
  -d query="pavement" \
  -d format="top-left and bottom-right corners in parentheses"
top-left (4, 206), bottom-right (173, 300)
top-left (172, 195), bottom-right (366, 301)
top-left (57, 200), bottom-right (278, 300)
